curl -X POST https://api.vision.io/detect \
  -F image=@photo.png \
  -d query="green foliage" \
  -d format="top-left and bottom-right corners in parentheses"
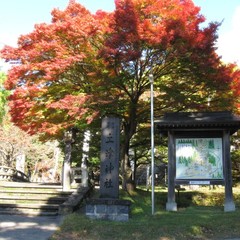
top-left (66, 126), bottom-right (101, 169)
top-left (0, 72), bottom-right (9, 123)
top-left (50, 186), bottom-right (240, 240)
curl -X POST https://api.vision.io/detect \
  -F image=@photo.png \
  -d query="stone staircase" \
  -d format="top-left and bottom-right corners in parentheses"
top-left (0, 181), bottom-right (89, 216)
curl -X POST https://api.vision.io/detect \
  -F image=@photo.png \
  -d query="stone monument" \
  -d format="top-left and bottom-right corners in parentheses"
top-left (99, 117), bottom-right (120, 198)
top-left (86, 117), bottom-right (131, 221)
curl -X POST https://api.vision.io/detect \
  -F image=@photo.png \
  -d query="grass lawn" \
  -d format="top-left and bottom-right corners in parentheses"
top-left (50, 185), bottom-right (240, 240)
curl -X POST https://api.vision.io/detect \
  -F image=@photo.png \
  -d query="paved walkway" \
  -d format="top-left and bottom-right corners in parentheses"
top-left (0, 214), bottom-right (63, 240)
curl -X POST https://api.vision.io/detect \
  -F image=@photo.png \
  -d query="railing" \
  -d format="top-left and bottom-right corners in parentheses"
top-left (0, 166), bottom-right (30, 182)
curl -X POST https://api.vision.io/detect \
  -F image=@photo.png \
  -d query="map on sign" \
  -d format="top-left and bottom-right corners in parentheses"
top-left (176, 138), bottom-right (223, 179)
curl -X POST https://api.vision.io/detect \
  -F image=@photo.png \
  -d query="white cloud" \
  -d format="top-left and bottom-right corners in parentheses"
top-left (217, 6), bottom-right (240, 65)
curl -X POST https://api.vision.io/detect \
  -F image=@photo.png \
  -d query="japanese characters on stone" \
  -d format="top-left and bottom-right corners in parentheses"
top-left (100, 117), bottom-right (120, 198)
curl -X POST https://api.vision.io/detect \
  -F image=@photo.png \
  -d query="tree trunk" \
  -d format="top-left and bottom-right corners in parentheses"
top-left (121, 145), bottom-right (133, 191)
top-left (121, 124), bottom-right (136, 191)
top-left (121, 99), bottom-right (138, 191)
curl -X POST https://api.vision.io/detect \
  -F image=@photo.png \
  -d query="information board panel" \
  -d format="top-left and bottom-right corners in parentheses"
top-left (176, 138), bottom-right (223, 180)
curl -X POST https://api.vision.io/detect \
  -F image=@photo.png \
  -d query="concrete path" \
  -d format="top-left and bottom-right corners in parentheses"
top-left (0, 214), bottom-right (63, 240)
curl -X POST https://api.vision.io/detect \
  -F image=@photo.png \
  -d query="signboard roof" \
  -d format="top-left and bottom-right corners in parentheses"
top-left (156, 111), bottom-right (240, 134)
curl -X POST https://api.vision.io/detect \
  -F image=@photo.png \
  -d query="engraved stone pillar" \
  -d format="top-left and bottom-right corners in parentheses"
top-left (100, 117), bottom-right (120, 199)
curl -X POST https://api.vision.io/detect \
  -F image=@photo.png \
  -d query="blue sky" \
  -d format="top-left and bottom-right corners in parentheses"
top-left (0, 0), bottom-right (239, 65)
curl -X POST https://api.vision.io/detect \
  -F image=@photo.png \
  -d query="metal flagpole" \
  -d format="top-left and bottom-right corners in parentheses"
top-left (149, 73), bottom-right (155, 215)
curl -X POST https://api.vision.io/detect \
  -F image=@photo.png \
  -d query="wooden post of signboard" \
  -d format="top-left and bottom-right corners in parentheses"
top-left (166, 131), bottom-right (177, 211)
top-left (223, 130), bottom-right (235, 212)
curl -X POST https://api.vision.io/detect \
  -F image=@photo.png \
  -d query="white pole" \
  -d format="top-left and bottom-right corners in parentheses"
top-left (149, 73), bottom-right (155, 215)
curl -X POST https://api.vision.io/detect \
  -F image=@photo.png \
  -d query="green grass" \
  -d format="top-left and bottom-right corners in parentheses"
top-left (50, 185), bottom-right (240, 240)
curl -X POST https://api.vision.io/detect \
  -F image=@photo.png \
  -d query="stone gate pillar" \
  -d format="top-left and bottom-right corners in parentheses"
top-left (63, 130), bottom-right (73, 191)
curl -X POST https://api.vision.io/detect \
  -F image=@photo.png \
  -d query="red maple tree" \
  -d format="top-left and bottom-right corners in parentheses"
top-left (1, 0), bottom-right (238, 188)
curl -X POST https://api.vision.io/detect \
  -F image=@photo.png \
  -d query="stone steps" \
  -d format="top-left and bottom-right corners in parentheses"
top-left (0, 181), bottom-right (86, 216)
top-left (0, 204), bottom-right (59, 216)
top-left (0, 190), bottom-right (72, 197)
top-left (0, 195), bottom-right (68, 204)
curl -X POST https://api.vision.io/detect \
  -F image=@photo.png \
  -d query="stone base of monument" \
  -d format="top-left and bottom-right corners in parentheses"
top-left (85, 198), bottom-right (131, 222)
